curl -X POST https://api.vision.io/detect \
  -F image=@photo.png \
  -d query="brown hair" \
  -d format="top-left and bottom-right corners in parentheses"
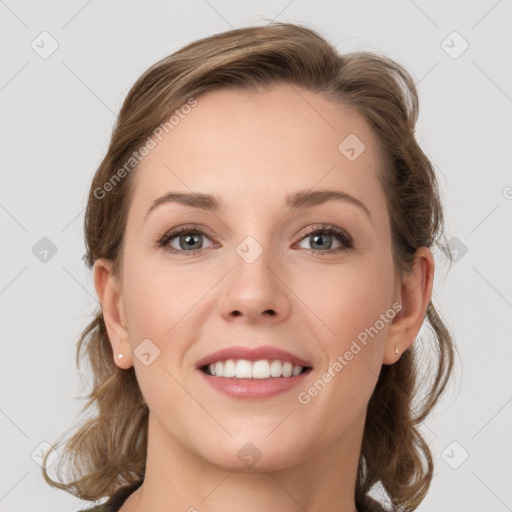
top-left (43, 22), bottom-right (456, 511)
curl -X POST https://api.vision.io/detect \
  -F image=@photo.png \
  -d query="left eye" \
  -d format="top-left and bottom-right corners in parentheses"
top-left (297, 231), bottom-right (341, 251)
top-left (295, 225), bottom-right (353, 253)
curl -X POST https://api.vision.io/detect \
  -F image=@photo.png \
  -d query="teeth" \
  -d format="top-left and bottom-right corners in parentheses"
top-left (270, 360), bottom-right (282, 377)
top-left (282, 361), bottom-right (293, 377)
top-left (252, 360), bottom-right (270, 378)
top-left (206, 359), bottom-right (305, 378)
top-left (292, 364), bottom-right (302, 376)
top-left (236, 359), bottom-right (252, 378)
top-left (223, 359), bottom-right (236, 377)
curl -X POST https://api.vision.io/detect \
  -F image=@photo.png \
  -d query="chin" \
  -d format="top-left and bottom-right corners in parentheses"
top-left (194, 436), bottom-right (306, 473)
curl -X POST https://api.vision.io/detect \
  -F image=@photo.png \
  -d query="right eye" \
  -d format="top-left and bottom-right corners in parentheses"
top-left (156, 224), bottom-right (217, 255)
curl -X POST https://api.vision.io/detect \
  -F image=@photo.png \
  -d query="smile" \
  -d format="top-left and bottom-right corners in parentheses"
top-left (201, 359), bottom-right (308, 378)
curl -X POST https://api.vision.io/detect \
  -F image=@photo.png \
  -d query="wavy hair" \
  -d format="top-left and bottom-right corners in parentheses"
top-left (43, 22), bottom-right (456, 511)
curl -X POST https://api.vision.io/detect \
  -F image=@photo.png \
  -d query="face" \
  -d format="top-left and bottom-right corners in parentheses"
top-left (101, 84), bottom-right (404, 472)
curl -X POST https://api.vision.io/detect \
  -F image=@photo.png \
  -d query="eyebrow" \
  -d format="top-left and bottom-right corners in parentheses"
top-left (145, 189), bottom-right (373, 224)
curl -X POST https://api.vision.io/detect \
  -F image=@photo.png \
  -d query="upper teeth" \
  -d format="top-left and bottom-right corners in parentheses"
top-left (207, 359), bottom-right (304, 378)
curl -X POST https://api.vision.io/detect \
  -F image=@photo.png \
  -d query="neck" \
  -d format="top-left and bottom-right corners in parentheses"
top-left (122, 412), bottom-right (364, 512)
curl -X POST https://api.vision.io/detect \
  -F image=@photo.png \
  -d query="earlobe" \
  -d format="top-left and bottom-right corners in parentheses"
top-left (93, 258), bottom-right (133, 369)
top-left (383, 247), bottom-right (435, 365)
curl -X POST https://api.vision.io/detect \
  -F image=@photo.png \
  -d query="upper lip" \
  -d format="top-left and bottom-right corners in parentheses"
top-left (195, 345), bottom-right (312, 369)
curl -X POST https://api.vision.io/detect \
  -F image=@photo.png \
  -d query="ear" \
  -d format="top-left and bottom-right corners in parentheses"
top-left (383, 247), bottom-right (434, 365)
top-left (93, 258), bottom-right (133, 369)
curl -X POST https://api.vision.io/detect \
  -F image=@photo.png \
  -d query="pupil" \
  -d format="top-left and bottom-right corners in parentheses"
top-left (312, 234), bottom-right (332, 250)
top-left (182, 234), bottom-right (201, 250)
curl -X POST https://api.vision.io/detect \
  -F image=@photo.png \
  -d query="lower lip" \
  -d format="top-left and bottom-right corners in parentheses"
top-left (197, 369), bottom-right (312, 400)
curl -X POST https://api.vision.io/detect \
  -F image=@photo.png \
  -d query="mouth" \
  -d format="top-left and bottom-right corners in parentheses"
top-left (199, 359), bottom-right (312, 378)
top-left (195, 344), bottom-right (313, 378)
top-left (195, 345), bottom-right (313, 399)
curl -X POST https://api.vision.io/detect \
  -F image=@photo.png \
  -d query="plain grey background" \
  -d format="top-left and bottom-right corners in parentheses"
top-left (1, 1), bottom-right (511, 511)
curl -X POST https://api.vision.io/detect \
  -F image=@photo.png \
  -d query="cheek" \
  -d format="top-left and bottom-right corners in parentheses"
top-left (296, 266), bottom-right (394, 424)
top-left (123, 277), bottom-right (169, 341)
top-left (122, 257), bottom-right (201, 339)
top-left (120, 261), bottom-right (202, 415)
top-left (294, 256), bottom-right (396, 414)
top-left (296, 256), bottom-right (395, 342)
top-left (121, 256), bottom-right (220, 382)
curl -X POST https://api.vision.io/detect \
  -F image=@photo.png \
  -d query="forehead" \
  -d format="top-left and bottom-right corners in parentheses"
top-left (129, 84), bottom-right (387, 222)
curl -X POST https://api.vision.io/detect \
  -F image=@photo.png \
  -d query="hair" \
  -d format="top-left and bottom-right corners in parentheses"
top-left (43, 22), bottom-right (456, 511)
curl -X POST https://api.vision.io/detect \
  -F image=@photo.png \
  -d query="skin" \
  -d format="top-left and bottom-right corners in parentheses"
top-left (94, 84), bottom-right (434, 512)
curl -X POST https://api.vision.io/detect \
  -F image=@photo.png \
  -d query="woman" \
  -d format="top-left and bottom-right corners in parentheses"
top-left (43, 22), bottom-right (455, 512)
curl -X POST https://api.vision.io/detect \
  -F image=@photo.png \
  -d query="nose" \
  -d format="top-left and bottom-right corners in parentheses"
top-left (217, 239), bottom-right (292, 325)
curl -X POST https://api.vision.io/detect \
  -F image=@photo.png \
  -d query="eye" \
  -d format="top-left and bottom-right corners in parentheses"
top-left (295, 224), bottom-right (353, 255)
top-left (155, 223), bottom-right (353, 257)
top-left (156, 224), bottom-right (216, 255)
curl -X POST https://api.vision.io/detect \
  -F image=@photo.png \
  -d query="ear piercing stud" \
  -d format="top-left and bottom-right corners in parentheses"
top-left (394, 347), bottom-right (399, 355)
top-left (118, 353), bottom-right (124, 359)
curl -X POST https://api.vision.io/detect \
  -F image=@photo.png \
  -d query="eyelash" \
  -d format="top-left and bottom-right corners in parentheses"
top-left (155, 223), bottom-right (354, 257)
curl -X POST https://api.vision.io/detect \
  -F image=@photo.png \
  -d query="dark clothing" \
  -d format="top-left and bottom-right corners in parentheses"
top-left (78, 480), bottom-right (143, 512)
top-left (79, 480), bottom-right (390, 511)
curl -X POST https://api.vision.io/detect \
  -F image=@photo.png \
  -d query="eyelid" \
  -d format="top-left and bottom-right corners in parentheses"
top-left (293, 223), bottom-right (354, 253)
top-left (156, 223), bottom-right (214, 244)
top-left (298, 223), bottom-right (353, 243)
